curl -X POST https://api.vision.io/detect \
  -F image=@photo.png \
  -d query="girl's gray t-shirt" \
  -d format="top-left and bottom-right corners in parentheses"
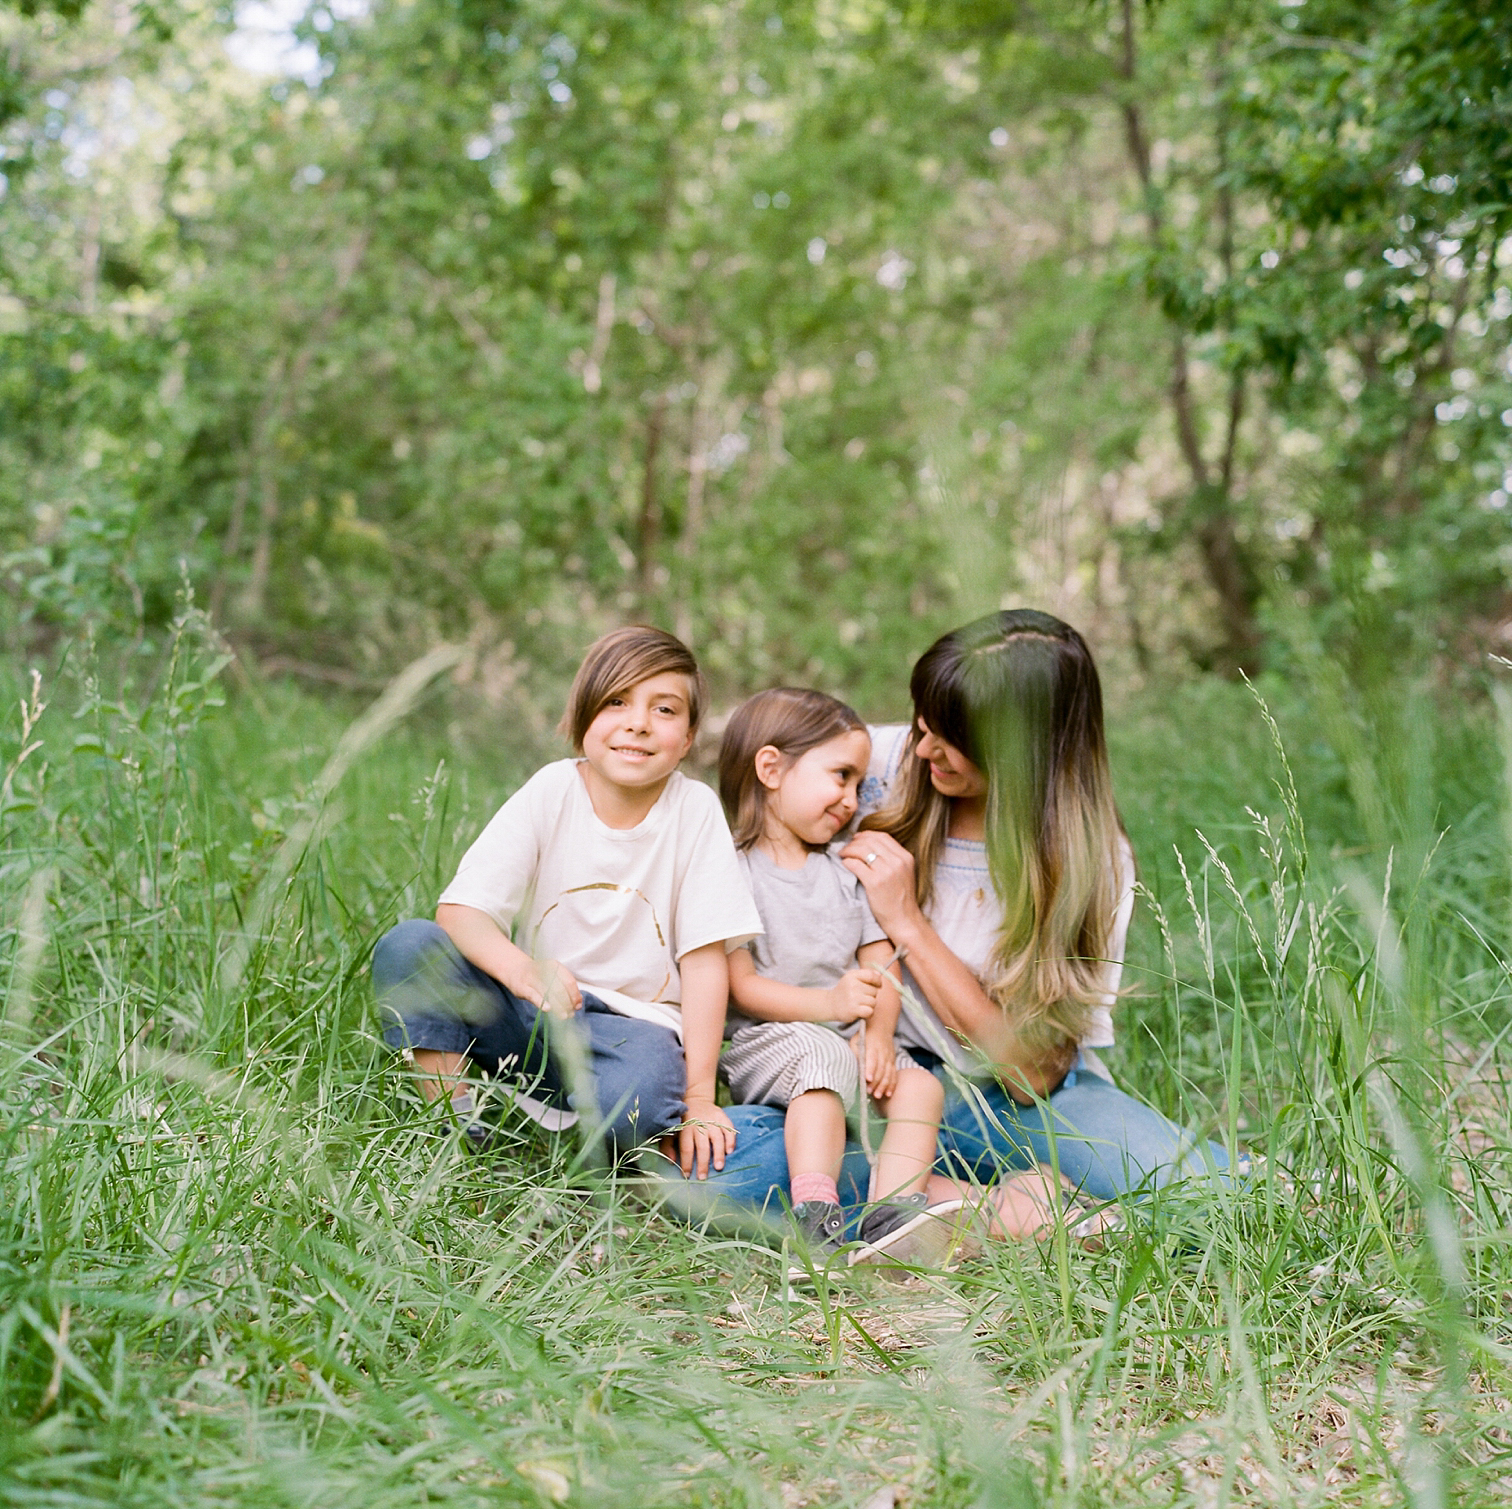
top-left (735, 847), bottom-right (888, 1000)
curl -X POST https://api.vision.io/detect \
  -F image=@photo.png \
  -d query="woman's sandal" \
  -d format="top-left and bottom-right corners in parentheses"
top-left (942, 1178), bottom-right (1125, 1256)
top-left (1064, 1195), bottom-right (1123, 1249)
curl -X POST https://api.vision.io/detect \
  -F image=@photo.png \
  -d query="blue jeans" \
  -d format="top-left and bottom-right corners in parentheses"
top-left (931, 1061), bottom-right (1230, 1200)
top-left (665, 1057), bottom-right (1230, 1219)
top-left (372, 919), bottom-right (687, 1150)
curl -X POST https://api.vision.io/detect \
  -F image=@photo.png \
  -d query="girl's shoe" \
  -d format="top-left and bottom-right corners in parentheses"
top-left (848, 1194), bottom-right (968, 1269)
top-left (785, 1201), bottom-right (849, 1280)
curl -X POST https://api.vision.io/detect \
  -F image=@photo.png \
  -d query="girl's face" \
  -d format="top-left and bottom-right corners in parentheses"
top-left (762, 729), bottom-right (872, 847)
top-left (580, 672), bottom-right (695, 792)
top-left (915, 718), bottom-right (988, 800)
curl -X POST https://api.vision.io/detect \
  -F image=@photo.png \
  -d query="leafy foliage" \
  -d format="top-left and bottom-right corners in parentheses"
top-left (4, 0), bottom-right (1509, 695)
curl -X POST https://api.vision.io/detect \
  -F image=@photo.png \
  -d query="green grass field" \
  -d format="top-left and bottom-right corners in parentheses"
top-left (4, 613), bottom-right (1512, 1507)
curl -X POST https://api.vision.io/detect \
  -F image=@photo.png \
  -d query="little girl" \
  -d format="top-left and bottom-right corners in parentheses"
top-left (717, 688), bottom-right (952, 1266)
top-left (372, 626), bottom-right (761, 1179)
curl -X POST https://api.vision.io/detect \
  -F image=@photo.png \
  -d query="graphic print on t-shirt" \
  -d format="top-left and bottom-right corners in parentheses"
top-left (535, 881), bottom-right (673, 1004)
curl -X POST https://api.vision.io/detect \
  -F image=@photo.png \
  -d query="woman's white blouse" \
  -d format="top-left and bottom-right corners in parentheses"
top-left (860, 725), bottom-right (1134, 1078)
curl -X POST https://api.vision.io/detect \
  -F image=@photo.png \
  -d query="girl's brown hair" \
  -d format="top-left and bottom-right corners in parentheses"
top-left (718, 688), bottom-right (866, 851)
top-left (859, 609), bottom-right (1127, 1046)
top-left (558, 626), bottom-right (705, 751)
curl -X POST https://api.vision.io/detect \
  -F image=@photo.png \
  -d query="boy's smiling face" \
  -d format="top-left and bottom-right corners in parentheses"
top-left (580, 672), bottom-right (696, 794)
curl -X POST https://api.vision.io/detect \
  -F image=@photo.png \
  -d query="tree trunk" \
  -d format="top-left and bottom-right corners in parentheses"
top-left (675, 361), bottom-right (725, 645)
top-left (1118, 0), bottom-right (1261, 673)
top-left (232, 233), bottom-right (368, 625)
top-left (637, 393), bottom-right (668, 611)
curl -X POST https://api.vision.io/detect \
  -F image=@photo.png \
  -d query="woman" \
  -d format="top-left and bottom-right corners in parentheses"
top-left (690, 609), bottom-right (1229, 1225)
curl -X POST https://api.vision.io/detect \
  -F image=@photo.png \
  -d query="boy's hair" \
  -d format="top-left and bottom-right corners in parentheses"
top-left (559, 626), bottom-right (706, 751)
top-left (718, 687), bottom-right (867, 851)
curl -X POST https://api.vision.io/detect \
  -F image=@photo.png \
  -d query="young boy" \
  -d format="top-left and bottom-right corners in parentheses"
top-left (373, 626), bottom-right (761, 1177)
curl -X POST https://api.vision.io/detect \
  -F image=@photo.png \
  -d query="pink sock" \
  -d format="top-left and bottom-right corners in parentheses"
top-left (791, 1173), bottom-right (840, 1206)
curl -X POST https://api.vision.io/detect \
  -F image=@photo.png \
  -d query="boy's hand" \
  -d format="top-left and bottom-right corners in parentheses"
top-left (825, 968), bottom-right (881, 1024)
top-left (854, 1028), bottom-right (900, 1101)
top-left (675, 1097), bottom-right (737, 1180)
top-left (513, 958), bottom-right (582, 1018)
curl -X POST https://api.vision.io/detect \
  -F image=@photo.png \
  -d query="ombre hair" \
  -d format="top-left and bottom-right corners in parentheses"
top-left (718, 687), bottom-right (867, 851)
top-left (859, 610), bottom-right (1127, 1045)
top-left (558, 626), bottom-right (706, 750)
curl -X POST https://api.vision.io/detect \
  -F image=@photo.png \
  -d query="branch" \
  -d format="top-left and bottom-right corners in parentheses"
top-left (637, 393), bottom-right (668, 605)
top-left (1219, 367), bottom-right (1245, 498)
top-left (1117, 0), bottom-right (1157, 221)
top-left (1260, 29), bottom-right (1372, 61)
top-left (582, 272), bottom-right (615, 393)
top-left (253, 655), bottom-right (388, 690)
top-left (1169, 335), bottom-right (1211, 489)
top-left (1214, 81), bottom-right (1244, 499)
top-left (1118, 0), bottom-right (1209, 488)
top-left (239, 230), bottom-right (369, 620)
top-left (408, 262), bottom-right (504, 374)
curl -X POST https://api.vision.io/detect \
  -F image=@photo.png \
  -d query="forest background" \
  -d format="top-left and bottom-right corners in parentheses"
top-left (7, 0), bottom-right (1512, 1505)
top-left (4, 0), bottom-right (1511, 709)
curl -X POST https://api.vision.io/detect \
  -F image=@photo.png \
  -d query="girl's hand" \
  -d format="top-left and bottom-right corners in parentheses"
top-left (676, 1098), bottom-right (737, 1180)
top-left (856, 1029), bottom-right (900, 1101)
top-left (513, 959), bottom-right (582, 1018)
top-left (839, 833), bottom-right (921, 935)
top-left (825, 968), bottom-right (881, 1024)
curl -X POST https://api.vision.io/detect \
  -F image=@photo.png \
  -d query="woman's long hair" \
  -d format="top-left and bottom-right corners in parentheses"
top-left (859, 609), bottom-right (1126, 1044)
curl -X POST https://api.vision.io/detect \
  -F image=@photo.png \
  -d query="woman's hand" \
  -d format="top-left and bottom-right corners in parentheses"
top-left (839, 832), bottom-right (923, 937)
top-left (675, 1097), bottom-right (737, 1180)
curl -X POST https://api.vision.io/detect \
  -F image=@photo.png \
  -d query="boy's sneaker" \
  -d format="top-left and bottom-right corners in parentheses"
top-left (445, 1089), bottom-right (498, 1153)
top-left (785, 1201), bottom-right (848, 1280)
top-left (849, 1193), bottom-right (966, 1270)
top-left (501, 1084), bottom-right (579, 1133)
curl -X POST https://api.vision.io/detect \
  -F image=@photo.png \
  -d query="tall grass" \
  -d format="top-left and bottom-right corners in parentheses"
top-left (3, 615), bottom-right (1512, 1506)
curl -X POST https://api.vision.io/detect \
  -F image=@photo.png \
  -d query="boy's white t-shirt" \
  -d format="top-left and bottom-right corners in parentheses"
top-left (438, 760), bottom-right (761, 1040)
top-left (859, 725), bottom-right (1134, 1077)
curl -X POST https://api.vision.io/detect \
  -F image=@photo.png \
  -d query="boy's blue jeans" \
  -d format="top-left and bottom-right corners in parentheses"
top-left (373, 918), bottom-right (687, 1150)
top-left (670, 1056), bottom-right (1232, 1223)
